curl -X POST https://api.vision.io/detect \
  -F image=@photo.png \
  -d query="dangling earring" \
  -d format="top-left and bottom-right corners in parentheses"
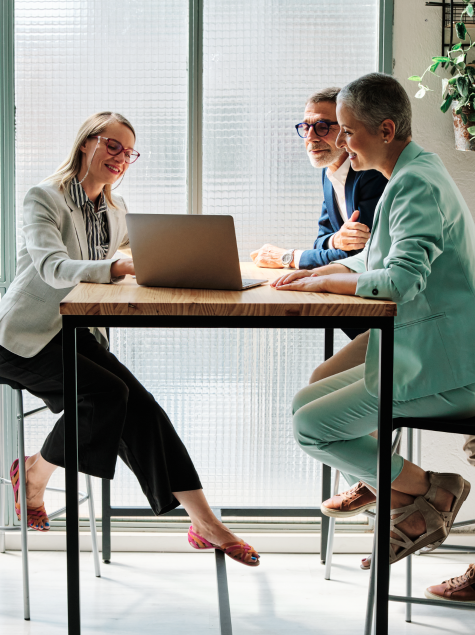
top-left (78, 137), bottom-right (101, 185)
top-left (112, 173), bottom-right (126, 190)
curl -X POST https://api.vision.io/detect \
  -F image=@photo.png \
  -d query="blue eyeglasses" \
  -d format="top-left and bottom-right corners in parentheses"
top-left (295, 120), bottom-right (339, 139)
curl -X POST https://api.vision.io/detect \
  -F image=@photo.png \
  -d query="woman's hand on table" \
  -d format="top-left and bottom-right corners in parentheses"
top-left (111, 258), bottom-right (135, 278)
top-left (273, 273), bottom-right (330, 293)
top-left (272, 269), bottom-right (361, 295)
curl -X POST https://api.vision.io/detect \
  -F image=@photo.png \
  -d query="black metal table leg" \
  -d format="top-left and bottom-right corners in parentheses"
top-left (102, 479), bottom-right (112, 563)
top-left (374, 321), bottom-right (394, 635)
top-left (63, 320), bottom-right (81, 635)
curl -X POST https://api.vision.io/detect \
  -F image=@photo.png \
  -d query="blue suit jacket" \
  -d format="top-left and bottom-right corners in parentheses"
top-left (298, 166), bottom-right (388, 269)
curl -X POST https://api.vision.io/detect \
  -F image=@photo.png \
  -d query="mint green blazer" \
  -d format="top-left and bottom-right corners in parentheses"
top-left (344, 141), bottom-right (475, 402)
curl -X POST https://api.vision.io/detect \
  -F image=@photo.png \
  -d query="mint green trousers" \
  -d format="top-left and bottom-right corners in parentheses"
top-left (292, 364), bottom-right (475, 489)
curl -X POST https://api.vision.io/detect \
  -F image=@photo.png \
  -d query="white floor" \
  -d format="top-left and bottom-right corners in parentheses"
top-left (0, 550), bottom-right (473, 634)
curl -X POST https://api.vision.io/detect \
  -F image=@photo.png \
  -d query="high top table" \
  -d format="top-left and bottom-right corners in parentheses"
top-left (60, 262), bottom-right (397, 635)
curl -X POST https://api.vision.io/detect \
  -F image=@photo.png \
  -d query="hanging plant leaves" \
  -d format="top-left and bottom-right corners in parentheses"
top-left (442, 78), bottom-right (449, 96)
top-left (467, 126), bottom-right (475, 135)
top-left (408, 75), bottom-right (422, 81)
top-left (440, 93), bottom-right (455, 113)
top-left (432, 56), bottom-right (451, 63)
top-left (454, 53), bottom-right (466, 65)
top-left (466, 3), bottom-right (474, 18)
top-left (452, 43), bottom-right (463, 51)
top-left (456, 22), bottom-right (467, 41)
top-left (457, 76), bottom-right (469, 98)
top-left (462, 113), bottom-right (468, 124)
top-left (468, 113), bottom-right (475, 121)
top-left (430, 62), bottom-right (440, 73)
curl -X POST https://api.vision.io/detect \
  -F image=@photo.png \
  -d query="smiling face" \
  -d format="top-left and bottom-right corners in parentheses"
top-left (335, 102), bottom-right (387, 172)
top-left (303, 101), bottom-right (345, 169)
top-left (80, 121), bottom-right (136, 187)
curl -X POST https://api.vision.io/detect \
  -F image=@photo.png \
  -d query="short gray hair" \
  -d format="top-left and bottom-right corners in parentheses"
top-left (306, 87), bottom-right (341, 106)
top-left (337, 73), bottom-right (412, 141)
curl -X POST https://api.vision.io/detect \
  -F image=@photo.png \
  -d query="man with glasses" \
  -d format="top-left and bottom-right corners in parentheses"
top-left (251, 86), bottom-right (387, 274)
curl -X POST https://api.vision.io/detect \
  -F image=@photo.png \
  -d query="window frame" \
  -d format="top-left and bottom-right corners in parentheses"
top-left (0, 0), bottom-right (393, 530)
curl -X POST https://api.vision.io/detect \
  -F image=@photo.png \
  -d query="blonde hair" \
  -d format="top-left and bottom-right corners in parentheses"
top-left (44, 111), bottom-right (136, 207)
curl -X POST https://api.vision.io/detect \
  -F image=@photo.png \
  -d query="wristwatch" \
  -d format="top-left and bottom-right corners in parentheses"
top-left (281, 249), bottom-right (295, 268)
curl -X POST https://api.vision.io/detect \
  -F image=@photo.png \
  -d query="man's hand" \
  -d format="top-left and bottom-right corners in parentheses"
top-left (332, 210), bottom-right (370, 251)
top-left (250, 244), bottom-right (288, 268)
top-left (111, 257), bottom-right (135, 278)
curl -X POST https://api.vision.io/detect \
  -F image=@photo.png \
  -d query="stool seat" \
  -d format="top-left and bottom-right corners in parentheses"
top-left (394, 416), bottom-right (475, 435)
top-left (0, 376), bottom-right (25, 391)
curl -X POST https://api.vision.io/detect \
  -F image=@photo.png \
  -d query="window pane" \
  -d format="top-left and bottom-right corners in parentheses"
top-left (15, 0), bottom-right (188, 252)
top-left (15, 0), bottom-right (189, 513)
top-left (202, 0), bottom-right (379, 258)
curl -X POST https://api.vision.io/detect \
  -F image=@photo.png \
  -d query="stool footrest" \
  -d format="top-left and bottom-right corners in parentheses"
top-left (389, 594), bottom-right (475, 611)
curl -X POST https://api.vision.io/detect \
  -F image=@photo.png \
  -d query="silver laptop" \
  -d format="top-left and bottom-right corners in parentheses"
top-left (126, 214), bottom-right (267, 290)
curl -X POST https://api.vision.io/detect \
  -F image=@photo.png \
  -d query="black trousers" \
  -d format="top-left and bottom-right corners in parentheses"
top-left (0, 328), bottom-right (202, 515)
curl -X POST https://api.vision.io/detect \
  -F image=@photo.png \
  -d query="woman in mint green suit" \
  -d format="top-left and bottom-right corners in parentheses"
top-left (273, 73), bottom-right (474, 565)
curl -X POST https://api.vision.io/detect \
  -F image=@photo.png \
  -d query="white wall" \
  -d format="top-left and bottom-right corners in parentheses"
top-left (393, 0), bottom-right (475, 522)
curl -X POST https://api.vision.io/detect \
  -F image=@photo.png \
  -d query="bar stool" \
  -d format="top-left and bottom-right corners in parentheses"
top-left (0, 377), bottom-right (101, 620)
top-left (362, 416), bottom-right (475, 635)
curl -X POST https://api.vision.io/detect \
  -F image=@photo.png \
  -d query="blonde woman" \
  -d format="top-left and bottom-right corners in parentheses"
top-left (0, 112), bottom-right (259, 567)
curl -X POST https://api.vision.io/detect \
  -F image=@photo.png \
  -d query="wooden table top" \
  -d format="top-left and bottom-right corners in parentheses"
top-left (60, 262), bottom-right (396, 318)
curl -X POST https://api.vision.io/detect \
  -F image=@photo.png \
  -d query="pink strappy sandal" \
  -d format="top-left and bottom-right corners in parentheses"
top-left (10, 457), bottom-right (50, 531)
top-left (188, 525), bottom-right (260, 567)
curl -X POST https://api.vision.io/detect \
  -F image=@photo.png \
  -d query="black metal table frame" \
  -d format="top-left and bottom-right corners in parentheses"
top-left (62, 314), bottom-right (394, 635)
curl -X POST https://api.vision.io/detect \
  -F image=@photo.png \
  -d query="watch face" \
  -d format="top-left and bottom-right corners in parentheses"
top-left (282, 251), bottom-right (292, 265)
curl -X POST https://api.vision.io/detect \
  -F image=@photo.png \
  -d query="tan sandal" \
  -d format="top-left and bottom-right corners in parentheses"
top-left (422, 472), bottom-right (471, 553)
top-left (389, 496), bottom-right (447, 565)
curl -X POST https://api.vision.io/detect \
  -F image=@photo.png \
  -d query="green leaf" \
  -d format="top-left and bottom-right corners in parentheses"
top-left (415, 87), bottom-right (427, 98)
top-left (456, 22), bottom-right (467, 41)
top-left (457, 76), bottom-right (470, 97)
top-left (432, 56), bottom-right (451, 63)
top-left (430, 62), bottom-right (440, 74)
top-left (441, 93), bottom-right (455, 113)
top-left (467, 4), bottom-right (474, 17)
top-left (408, 75), bottom-right (422, 81)
top-left (442, 78), bottom-right (449, 96)
top-left (468, 113), bottom-right (475, 121)
top-left (467, 126), bottom-right (475, 134)
top-left (455, 54), bottom-right (466, 65)
top-left (462, 113), bottom-right (468, 124)
top-left (452, 43), bottom-right (463, 51)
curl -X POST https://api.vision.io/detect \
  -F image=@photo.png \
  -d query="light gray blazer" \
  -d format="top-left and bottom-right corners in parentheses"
top-left (0, 181), bottom-right (129, 358)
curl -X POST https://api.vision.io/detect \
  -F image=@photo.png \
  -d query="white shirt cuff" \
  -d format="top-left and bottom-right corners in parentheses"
top-left (326, 234), bottom-right (336, 250)
top-left (293, 250), bottom-right (303, 268)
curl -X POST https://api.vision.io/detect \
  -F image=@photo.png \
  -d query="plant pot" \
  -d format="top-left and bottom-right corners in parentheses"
top-left (452, 102), bottom-right (475, 152)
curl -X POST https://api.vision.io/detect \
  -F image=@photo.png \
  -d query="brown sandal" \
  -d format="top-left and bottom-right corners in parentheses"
top-left (389, 496), bottom-right (447, 565)
top-left (422, 472), bottom-right (471, 552)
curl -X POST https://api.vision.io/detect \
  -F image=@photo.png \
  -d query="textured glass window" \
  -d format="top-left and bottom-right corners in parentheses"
top-left (14, 0), bottom-right (377, 515)
top-left (14, 0), bottom-right (189, 513)
top-left (15, 0), bottom-right (188, 251)
top-left (203, 0), bottom-right (379, 258)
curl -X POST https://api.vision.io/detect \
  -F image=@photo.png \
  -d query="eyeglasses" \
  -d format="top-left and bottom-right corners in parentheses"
top-left (90, 136), bottom-right (140, 164)
top-left (295, 120), bottom-right (339, 139)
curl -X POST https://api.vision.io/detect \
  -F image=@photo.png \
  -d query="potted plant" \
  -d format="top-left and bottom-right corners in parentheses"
top-left (409, 1), bottom-right (475, 151)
